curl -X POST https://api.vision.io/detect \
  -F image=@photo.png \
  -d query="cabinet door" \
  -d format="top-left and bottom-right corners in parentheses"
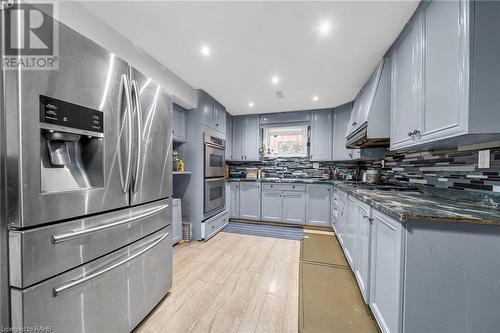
top-left (310, 110), bottom-right (333, 161)
top-left (420, 0), bottom-right (467, 143)
top-left (229, 182), bottom-right (240, 218)
top-left (214, 103), bottom-right (226, 133)
top-left (201, 95), bottom-right (216, 128)
top-left (370, 211), bottom-right (404, 333)
top-left (283, 191), bottom-right (306, 225)
top-left (172, 200), bottom-right (182, 244)
top-left (390, 14), bottom-right (422, 149)
top-left (305, 184), bottom-right (331, 226)
top-left (355, 203), bottom-right (371, 303)
top-left (344, 196), bottom-right (356, 266)
top-left (261, 190), bottom-right (283, 222)
top-left (232, 117), bottom-right (245, 161)
top-left (336, 190), bottom-right (348, 245)
top-left (225, 115), bottom-right (232, 160)
top-left (172, 105), bottom-right (186, 143)
top-left (243, 115), bottom-right (260, 161)
top-left (332, 103), bottom-right (352, 161)
top-left (239, 182), bottom-right (261, 221)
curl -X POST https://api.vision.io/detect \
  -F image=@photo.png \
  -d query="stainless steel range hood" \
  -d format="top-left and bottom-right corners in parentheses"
top-left (346, 57), bottom-right (391, 148)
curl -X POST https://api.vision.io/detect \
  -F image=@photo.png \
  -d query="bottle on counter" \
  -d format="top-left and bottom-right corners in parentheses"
top-left (178, 159), bottom-right (185, 172)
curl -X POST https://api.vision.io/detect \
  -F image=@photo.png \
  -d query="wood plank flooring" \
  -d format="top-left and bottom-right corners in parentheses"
top-left (134, 232), bottom-right (300, 333)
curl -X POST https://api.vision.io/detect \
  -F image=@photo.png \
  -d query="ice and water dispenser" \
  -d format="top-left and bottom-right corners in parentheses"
top-left (39, 95), bottom-right (104, 192)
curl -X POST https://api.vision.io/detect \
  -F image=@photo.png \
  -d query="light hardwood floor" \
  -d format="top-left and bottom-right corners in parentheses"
top-left (134, 232), bottom-right (301, 333)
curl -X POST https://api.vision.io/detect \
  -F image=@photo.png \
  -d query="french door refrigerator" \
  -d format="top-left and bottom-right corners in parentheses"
top-left (0, 12), bottom-right (173, 332)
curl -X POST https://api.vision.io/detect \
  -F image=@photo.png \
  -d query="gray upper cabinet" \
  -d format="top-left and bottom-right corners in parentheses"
top-left (333, 103), bottom-right (353, 161)
top-left (172, 104), bottom-right (187, 143)
top-left (420, 0), bottom-right (465, 143)
top-left (239, 182), bottom-right (261, 221)
top-left (390, 0), bottom-right (500, 150)
top-left (260, 111), bottom-right (309, 124)
top-left (200, 91), bottom-right (225, 134)
top-left (214, 103), bottom-right (226, 133)
top-left (310, 109), bottom-right (333, 161)
top-left (229, 182), bottom-right (240, 219)
top-left (231, 115), bottom-right (260, 161)
top-left (231, 116), bottom-right (245, 161)
top-left (225, 114), bottom-right (232, 160)
top-left (305, 184), bottom-right (331, 226)
top-left (244, 115), bottom-right (260, 161)
top-left (390, 11), bottom-right (422, 150)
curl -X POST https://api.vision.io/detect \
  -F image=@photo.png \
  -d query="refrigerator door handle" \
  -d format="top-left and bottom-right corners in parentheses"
top-left (131, 80), bottom-right (142, 193)
top-left (121, 74), bottom-right (133, 193)
top-left (51, 203), bottom-right (169, 244)
top-left (52, 231), bottom-right (169, 297)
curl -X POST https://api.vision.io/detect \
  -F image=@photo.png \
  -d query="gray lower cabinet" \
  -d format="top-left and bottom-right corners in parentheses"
top-left (172, 104), bottom-right (187, 143)
top-left (239, 182), bottom-right (261, 220)
top-left (229, 182), bottom-right (240, 218)
top-left (352, 199), bottom-right (371, 303)
top-left (344, 195), bottom-right (356, 265)
top-left (305, 184), bottom-right (331, 226)
top-left (261, 185), bottom-right (306, 224)
top-left (310, 109), bottom-right (333, 161)
top-left (261, 189), bottom-right (283, 222)
top-left (204, 210), bottom-right (229, 240)
top-left (282, 191), bottom-right (306, 224)
top-left (369, 210), bottom-right (404, 333)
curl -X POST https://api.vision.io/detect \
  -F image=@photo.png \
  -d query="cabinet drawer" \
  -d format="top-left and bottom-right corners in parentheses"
top-left (204, 210), bottom-right (229, 240)
top-left (262, 183), bottom-right (305, 192)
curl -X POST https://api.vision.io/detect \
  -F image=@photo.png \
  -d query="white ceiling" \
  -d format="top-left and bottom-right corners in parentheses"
top-left (81, 1), bottom-right (418, 115)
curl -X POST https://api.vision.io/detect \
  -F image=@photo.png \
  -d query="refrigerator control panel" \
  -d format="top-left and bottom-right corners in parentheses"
top-left (39, 95), bottom-right (104, 133)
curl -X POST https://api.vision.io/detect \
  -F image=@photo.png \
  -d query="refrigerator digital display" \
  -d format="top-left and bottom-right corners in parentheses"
top-left (39, 95), bottom-right (104, 133)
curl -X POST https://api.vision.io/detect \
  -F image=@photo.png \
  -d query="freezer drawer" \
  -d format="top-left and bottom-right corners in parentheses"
top-left (9, 198), bottom-right (172, 288)
top-left (11, 226), bottom-right (172, 333)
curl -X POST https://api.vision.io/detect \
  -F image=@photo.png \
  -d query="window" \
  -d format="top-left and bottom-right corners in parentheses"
top-left (262, 125), bottom-right (308, 158)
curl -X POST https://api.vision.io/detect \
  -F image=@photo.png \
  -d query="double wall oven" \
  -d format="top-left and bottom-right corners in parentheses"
top-left (204, 133), bottom-right (226, 218)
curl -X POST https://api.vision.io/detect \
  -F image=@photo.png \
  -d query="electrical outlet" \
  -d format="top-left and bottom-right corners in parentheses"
top-left (478, 149), bottom-right (490, 169)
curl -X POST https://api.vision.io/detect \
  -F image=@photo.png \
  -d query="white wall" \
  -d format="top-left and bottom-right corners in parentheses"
top-left (42, 1), bottom-right (197, 109)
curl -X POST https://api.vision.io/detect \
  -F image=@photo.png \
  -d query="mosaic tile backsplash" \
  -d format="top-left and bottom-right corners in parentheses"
top-left (228, 145), bottom-right (500, 196)
top-left (382, 147), bottom-right (500, 194)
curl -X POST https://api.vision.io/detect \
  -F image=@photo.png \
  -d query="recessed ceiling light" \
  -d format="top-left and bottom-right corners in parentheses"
top-left (312, 95), bottom-right (319, 102)
top-left (200, 45), bottom-right (211, 57)
top-left (271, 76), bottom-right (280, 85)
top-left (318, 20), bottom-right (331, 35)
top-left (248, 102), bottom-right (254, 108)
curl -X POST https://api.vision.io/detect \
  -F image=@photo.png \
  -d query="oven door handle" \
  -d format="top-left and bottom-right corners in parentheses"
top-left (53, 231), bottom-right (169, 297)
top-left (204, 142), bottom-right (226, 150)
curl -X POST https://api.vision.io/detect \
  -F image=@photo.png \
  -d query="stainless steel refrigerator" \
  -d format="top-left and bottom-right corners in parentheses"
top-left (0, 11), bottom-right (173, 332)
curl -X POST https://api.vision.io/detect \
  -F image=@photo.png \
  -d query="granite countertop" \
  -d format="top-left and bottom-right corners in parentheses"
top-left (227, 178), bottom-right (500, 226)
top-left (334, 182), bottom-right (500, 226)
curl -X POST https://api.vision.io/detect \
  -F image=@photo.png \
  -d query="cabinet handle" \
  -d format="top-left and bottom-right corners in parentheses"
top-left (216, 123), bottom-right (219, 127)
top-left (352, 121), bottom-right (357, 127)
top-left (408, 131), bottom-right (413, 137)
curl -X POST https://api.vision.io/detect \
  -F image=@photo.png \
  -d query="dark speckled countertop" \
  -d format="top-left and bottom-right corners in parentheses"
top-left (227, 178), bottom-right (500, 226)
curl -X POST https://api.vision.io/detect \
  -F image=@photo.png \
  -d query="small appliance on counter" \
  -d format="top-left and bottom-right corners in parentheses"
top-left (245, 168), bottom-right (258, 180)
top-left (363, 169), bottom-right (380, 183)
